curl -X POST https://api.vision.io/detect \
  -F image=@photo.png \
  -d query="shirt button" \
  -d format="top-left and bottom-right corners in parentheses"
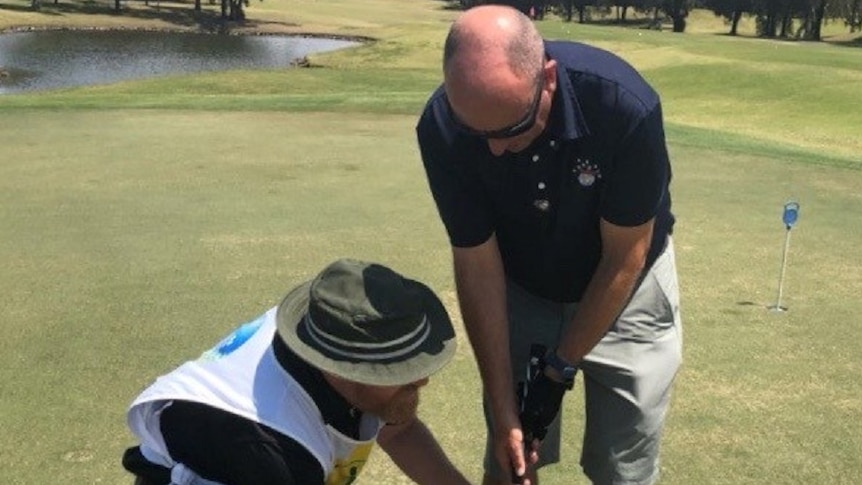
top-left (532, 154), bottom-right (540, 162)
top-left (538, 182), bottom-right (546, 190)
top-left (549, 140), bottom-right (556, 148)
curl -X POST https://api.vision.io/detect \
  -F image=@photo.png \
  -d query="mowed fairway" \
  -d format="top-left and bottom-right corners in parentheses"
top-left (1, 1), bottom-right (861, 484)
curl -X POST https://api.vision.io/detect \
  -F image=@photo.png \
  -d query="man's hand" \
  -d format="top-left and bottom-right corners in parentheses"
top-left (519, 370), bottom-right (568, 444)
top-left (508, 346), bottom-right (573, 483)
top-left (518, 346), bottom-right (577, 451)
top-left (504, 423), bottom-right (540, 485)
top-left (493, 411), bottom-right (530, 484)
top-left (504, 423), bottom-right (527, 483)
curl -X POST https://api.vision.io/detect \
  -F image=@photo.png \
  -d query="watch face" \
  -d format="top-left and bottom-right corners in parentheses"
top-left (544, 352), bottom-right (577, 389)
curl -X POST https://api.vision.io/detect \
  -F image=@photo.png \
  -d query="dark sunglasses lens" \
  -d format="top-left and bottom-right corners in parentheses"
top-left (451, 88), bottom-right (541, 139)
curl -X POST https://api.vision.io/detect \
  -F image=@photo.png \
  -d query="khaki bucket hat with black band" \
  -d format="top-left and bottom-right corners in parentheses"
top-left (276, 258), bottom-right (457, 386)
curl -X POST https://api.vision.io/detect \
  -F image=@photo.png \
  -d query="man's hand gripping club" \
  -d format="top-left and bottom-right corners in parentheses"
top-left (510, 344), bottom-right (577, 484)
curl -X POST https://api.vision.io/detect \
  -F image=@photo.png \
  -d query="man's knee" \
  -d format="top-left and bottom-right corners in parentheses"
top-left (581, 428), bottom-right (662, 485)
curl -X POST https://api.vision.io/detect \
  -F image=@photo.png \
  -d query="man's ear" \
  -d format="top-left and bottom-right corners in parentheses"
top-left (544, 59), bottom-right (557, 92)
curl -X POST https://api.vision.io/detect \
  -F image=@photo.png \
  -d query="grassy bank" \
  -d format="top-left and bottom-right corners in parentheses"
top-left (1, 1), bottom-right (861, 484)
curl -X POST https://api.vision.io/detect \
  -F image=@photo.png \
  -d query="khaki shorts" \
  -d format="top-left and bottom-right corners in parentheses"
top-left (484, 238), bottom-right (683, 485)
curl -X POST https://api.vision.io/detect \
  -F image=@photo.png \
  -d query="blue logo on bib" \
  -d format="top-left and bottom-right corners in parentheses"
top-left (200, 314), bottom-right (266, 360)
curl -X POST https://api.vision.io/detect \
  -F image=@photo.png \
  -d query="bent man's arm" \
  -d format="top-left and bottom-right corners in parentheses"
top-left (556, 218), bottom-right (654, 365)
top-left (377, 418), bottom-right (471, 485)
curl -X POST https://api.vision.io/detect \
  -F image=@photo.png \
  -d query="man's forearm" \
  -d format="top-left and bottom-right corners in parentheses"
top-left (452, 239), bottom-right (515, 418)
top-left (556, 219), bottom-right (653, 364)
top-left (378, 419), bottom-right (470, 485)
top-left (556, 257), bottom-right (642, 363)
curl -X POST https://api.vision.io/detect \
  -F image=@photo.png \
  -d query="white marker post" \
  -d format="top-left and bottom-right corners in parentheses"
top-left (769, 201), bottom-right (800, 312)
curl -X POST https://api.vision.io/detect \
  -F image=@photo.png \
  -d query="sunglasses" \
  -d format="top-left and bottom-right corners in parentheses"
top-left (447, 77), bottom-right (545, 140)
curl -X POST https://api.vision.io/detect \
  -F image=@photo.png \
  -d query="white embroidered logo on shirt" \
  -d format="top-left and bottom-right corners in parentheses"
top-left (573, 158), bottom-right (601, 187)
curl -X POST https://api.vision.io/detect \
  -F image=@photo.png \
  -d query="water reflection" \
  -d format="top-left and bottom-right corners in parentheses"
top-left (0, 30), bottom-right (357, 94)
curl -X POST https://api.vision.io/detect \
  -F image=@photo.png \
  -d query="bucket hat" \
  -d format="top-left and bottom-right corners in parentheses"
top-left (276, 258), bottom-right (456, 386)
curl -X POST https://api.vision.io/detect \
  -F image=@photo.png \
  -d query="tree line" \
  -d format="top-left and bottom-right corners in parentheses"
top-left (28, 0), bottom-right (250, 22)
top-left (22, 0), bottom-right (861, 39)
top-left (460, 0), bottom-right (861, 38)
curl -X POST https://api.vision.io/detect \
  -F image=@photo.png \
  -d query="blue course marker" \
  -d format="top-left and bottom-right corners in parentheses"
top-left (770, 201), bottom-right (800, 312)
top-left (783, 202), bottom-right (800, 229)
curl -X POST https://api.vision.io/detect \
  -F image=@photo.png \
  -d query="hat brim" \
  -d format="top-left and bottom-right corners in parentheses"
top-left (276, 279), bottom-right (457, 386)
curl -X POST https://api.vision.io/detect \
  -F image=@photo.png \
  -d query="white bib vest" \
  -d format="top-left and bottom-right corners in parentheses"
top-left (127, 307), bottom-right (382, 485)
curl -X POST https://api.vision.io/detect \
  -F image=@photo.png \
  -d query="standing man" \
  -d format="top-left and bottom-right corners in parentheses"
top-left (416, 5), bottom-right (682, 485)
top-left (122, 258), bottom-right (471, 485)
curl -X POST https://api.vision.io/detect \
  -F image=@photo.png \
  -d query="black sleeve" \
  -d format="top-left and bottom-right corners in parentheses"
top-left (160, 400), bottom-right (325, 485)
top-left (600, 103), bottom-right (670, 227)
top-left (122, 446), bottom-right (172, 484)
top-left (416, 99), bottom-right (495, 248)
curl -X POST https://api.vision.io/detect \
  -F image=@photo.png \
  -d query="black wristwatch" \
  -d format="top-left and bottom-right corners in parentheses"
top-left (543, 351), bottom-right (578, 390)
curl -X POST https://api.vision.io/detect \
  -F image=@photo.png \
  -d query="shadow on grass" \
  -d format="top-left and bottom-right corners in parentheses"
top-left (827, 34), bottom-right (862, 48)
top-left (737, 301), bottom-right (767, 307)
top-left (711, 32), bottom-right (804, 44)
top-left (587, 16), bottom-right (665, 29)
top-left (713, 30), bottom-right (862, 49)
top-left (0, 1), bottom-right (78, 15)
top-left (0, 0), bottom-right (301, 33)
top-left (737, 301), bottom-right (789, 312)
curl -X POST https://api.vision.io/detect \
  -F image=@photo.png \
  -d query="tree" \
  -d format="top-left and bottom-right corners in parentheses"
top-left (754, 0), bottom-right (783, 36)
top-left (634, 0), bottom-right (667, 28)
top-left (535, 0), bottom-right (551, 19)
top-left (559, 0), bottom-right (576, 21)
top-left (847, 0), bottom-right (861, 31)
top-left (558, 0), bottom-right (593, 22)
top-left (804, 0), bottom-right (829, 39)
top-left (662, 0), bottom-right (690, 31)
top-left (844, 0), bottom-right (862, 32)
top-left (221, 0), bottom-right (247, 20)
top-left (706, 0), bottom-right (754, 35)
top-left (834, 0), bottom-right (861, 30)
top-left (617, 0), bottom-right (634, 21)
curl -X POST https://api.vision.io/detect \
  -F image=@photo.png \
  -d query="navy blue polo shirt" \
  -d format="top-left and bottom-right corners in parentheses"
top-left (417, 40), bottom-right (675, 303)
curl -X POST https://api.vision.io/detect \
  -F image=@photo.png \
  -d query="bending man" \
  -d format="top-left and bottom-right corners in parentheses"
top-left (122, 258), bottom-right (471, 485)
top-left (416, 5), bottom-right (682, 485)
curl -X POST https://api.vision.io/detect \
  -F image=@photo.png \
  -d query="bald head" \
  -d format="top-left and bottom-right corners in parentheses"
top-left (441, 6), bottom-right (553, 154)
top-left (443, 5), bottom-right (544, 85)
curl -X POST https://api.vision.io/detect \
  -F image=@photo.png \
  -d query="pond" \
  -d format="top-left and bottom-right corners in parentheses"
top-left (0, 30), bottom-right (359, 94)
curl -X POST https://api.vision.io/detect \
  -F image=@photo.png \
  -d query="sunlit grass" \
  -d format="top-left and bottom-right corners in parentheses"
top-left (3, 108), bottom-right (859, 485)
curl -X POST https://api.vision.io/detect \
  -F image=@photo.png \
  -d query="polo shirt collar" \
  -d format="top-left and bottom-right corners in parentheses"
top-left (432, 87), bottom-right (458, 146)
top-left (545, 48), bottom-right (590, 142)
